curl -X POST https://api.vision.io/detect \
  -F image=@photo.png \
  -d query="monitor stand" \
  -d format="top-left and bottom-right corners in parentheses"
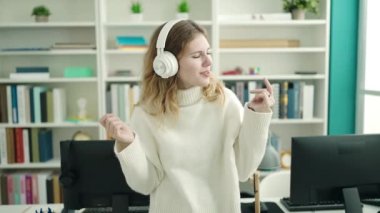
top-left (342, 187), bottom-right (363, 213)
top-left (112, 194), bottom-right (130, 213)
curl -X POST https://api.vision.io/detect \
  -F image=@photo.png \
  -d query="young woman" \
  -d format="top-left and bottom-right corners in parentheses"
top-left (100, 19), bottom-right (274, 213)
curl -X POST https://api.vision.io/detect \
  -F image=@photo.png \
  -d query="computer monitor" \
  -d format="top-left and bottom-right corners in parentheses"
top-left (290, 134), bottom-right (380, 205)
top-left (59, 140), bottom-right (149, 212)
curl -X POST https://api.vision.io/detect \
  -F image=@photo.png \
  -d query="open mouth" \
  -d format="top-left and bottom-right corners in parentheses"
top-left (201, 71), bottom-right (210, 77)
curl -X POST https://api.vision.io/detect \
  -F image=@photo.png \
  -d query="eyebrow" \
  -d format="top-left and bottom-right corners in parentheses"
top-left (189, 48), bottom-right (211, 55)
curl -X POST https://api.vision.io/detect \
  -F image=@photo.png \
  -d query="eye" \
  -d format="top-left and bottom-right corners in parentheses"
top-left (207, 49), bottom-right (212, 55)
top-left (192, 53), bottom-right (201, 58)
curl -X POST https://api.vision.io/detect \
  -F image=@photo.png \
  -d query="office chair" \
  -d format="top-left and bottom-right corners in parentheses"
top-left (260, 170), bottom-right (290, 198)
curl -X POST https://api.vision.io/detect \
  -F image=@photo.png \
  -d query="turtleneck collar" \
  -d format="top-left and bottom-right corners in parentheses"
top-left (177, 86), bottom-right (203, 107)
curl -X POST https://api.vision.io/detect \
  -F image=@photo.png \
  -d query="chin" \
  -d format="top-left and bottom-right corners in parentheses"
top-left (198, 79), bottom-right (210, 87)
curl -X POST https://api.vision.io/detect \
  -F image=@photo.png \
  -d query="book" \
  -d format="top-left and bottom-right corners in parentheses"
top-left (116, 36), bottom-right (147, 46)
top-left (16, 85), bottom-right (31, 123)
top-left (271, 83), bottom-right (280, 119)
top-left (117, 84), bottom-right (126, 122)
top-left (220, 39), bottom-right (300, 48)
top-left (51, 42), bottom-right (96, 49)
top-left (0, 128), bottom-right (7, 164)
top-left (46, 174), bottom-right (53, 204)
top-left (1, 47), bottom-right (50, 51)
top-left (287, 81), bottom-right (301, 119)
top-left (1, 174), bottom-right (8, 204)
top-left (31, 174), bottom-right (38, 204)
top-left (301, 84), bottom-right (314, 119)
top-left (37, 171), bottom-right (52, 204)
top-left (248, 81), bottom-right (257, 101)
top-left (25, 174), bottom-right (33, 204)
top-left (252, 13), bottom-right (292, 20)
top-left (38, 129), bottom-right (53, 162)
top-left (110, 84), bottom-right (119, 115)
top-left (7, 174), bottom-right (14, 204)
top-left (10, 85), bottom-right (18, 123)
top-left (32, 86), bottom-right (47, 123)
top-left (52, 174), bottom-right (61, 203)
top-left (30, 128), bottom-right (40, 163)
top-left (22, 129), bottom-right (30, 163)
top-left (52, 88), bottom-right (66, 123)
top-left (0, 85), bottom-right (8, 123)
top-left (16, 67), bottom-right (49, 73)
top-left (14, 128), bottom-right (24, 163)
top-left (6, 86), bottom-right (12, 123)
top-left (9, 73), bottom-right (50, 80)
top-left (6, 128), bottom-right (15, 164)
top-left (279, 81), bottom-right (289, 119)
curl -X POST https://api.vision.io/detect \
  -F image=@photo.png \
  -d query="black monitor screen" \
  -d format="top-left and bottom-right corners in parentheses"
top-left (60, 140), bottom-right (149, 211)
top-left (290, 134), bottom-right (380, 205)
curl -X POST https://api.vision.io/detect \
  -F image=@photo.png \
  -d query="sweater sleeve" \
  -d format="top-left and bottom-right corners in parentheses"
top-left (114, 107), bottom-right (164, 195)
top-left (234, 105), bottom-right (272, 182)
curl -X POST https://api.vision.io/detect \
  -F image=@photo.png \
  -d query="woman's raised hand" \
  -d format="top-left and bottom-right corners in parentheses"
top-left (99, 114), bottom-right (135, 144)
top-left (248, 78), bottom-right (275, 113)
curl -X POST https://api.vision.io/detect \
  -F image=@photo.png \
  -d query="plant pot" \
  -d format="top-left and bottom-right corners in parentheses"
top-left (35, 15), bottom-right (49, 22)
top-left (130, 13), bottom-right (143, 22)
top-left (291, 9), bottom-right (306, 20)
top-left (176, 12), bottom-right (189, 20)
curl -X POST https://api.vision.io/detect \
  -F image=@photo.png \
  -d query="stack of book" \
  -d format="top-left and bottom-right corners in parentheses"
top-left (0, 127), bottom-right (53, 165)
top-left (9, 67), bottom-right (50, 80)
top-left (51, 42), bottom-right (96, 50)
top-left (2, 85), bottom-right (66, 124)
top-left (116, 36), bottom-right (147, 50)
top-left (0, 171), bottom-right (62, 204)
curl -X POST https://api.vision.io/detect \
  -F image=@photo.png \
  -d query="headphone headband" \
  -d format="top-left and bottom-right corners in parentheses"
top-left (156, 19), bottom-right (183, 50)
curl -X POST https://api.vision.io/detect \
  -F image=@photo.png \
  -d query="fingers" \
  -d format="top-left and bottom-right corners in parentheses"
top-left (100, 114), bottom-right (123, 136)
top-left (263, 78), bottom-right (273, 95)
top-left (249, 78), bottom-right (273, 96)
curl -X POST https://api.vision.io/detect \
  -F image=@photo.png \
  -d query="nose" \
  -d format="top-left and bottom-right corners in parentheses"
top-left (202, 54), bottom-right (212, 67)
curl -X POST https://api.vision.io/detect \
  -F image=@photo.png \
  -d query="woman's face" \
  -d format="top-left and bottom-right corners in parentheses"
top-left (177, 34), bottom-right (212, 89)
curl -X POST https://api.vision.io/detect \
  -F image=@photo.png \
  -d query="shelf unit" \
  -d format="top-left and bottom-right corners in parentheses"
top-left (0, 0), bottom-right (101, 172)
top-left (0, 0), bottom-right (330, 182)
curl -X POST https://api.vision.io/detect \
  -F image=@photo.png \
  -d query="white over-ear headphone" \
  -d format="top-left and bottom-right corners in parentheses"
top-left (153, 19), bottom-right (183, 78)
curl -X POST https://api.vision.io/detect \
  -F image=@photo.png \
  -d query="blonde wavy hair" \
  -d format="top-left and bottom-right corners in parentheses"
top-left (139, 20), bottom-right (225, 117)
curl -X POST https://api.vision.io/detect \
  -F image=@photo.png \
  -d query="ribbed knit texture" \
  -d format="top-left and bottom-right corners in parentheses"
top-left (115, 87), bottom-right (272, 213)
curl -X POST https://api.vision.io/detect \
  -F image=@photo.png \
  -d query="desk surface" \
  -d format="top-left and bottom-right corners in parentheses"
top-left (1, 198), bottom-right (380, 213)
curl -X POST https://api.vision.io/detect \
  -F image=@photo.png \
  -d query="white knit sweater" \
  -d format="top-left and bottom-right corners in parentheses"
top-left (115, 87), bottom-right (272, 213)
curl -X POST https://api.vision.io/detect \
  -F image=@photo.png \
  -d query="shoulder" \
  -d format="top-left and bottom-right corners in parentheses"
top-left (223, 87), bottom-right (241, 107)
top-left (222, 87), bottom-right (243, 115)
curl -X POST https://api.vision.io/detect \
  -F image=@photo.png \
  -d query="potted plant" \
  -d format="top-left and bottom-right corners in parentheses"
top-left (31, 5), bottom-right (51, 22)
top-left (130, 1), bottom-right (143, 21)
top-left (283, 0), bottom-right (319, 20)
top-left (177, 0), bottom-right (189, 19)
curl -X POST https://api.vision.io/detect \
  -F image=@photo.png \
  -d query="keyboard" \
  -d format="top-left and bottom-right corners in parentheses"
top-left (280, 197), bottom-right (345, 211)
top-left (361, 198), bottom-right (380, 206)
top-left (82, 206), bottom-right (149, 213)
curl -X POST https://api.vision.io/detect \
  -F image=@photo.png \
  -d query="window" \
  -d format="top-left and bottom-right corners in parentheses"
top-left (357, 0), bottom-right (380, 133)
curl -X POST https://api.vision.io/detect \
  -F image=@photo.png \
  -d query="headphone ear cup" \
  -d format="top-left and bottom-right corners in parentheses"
top-left (153, 51), bottom-right (178, 78)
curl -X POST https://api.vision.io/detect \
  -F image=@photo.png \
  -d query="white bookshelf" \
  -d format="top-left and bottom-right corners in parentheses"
top-left (0, 0), bottom-right (330, 176)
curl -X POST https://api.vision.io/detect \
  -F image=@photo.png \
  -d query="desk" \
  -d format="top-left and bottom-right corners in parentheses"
top-left (1, 198), bottom-right (379, 213)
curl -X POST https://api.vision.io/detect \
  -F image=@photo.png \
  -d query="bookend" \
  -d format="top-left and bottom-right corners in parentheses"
top-left (342, 187), bottom-right (363, 213)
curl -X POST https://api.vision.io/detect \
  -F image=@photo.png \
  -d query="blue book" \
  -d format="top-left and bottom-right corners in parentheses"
top-left (116, 36), bottom-right (146, 46)
top-left (32, 86), bottom-right (47, 123)
top-left (10, 85), bottom-right (18, 123)
top-left (38, 128), bottom-right (53, 162)
top-left (287, 81), bottom-right (301, 119)
top-left (16, 67), bottom-right (49, 73)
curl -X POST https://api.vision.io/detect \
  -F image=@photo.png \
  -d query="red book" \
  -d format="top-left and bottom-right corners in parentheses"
top-left (7, 174), bottom-right (14, 204)
top-left (14, 128), bottom-right (24, 163)
top-left (31, 174), bottom-right (39, 204)
top-left (25, 174), bottom-right (33, 204)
